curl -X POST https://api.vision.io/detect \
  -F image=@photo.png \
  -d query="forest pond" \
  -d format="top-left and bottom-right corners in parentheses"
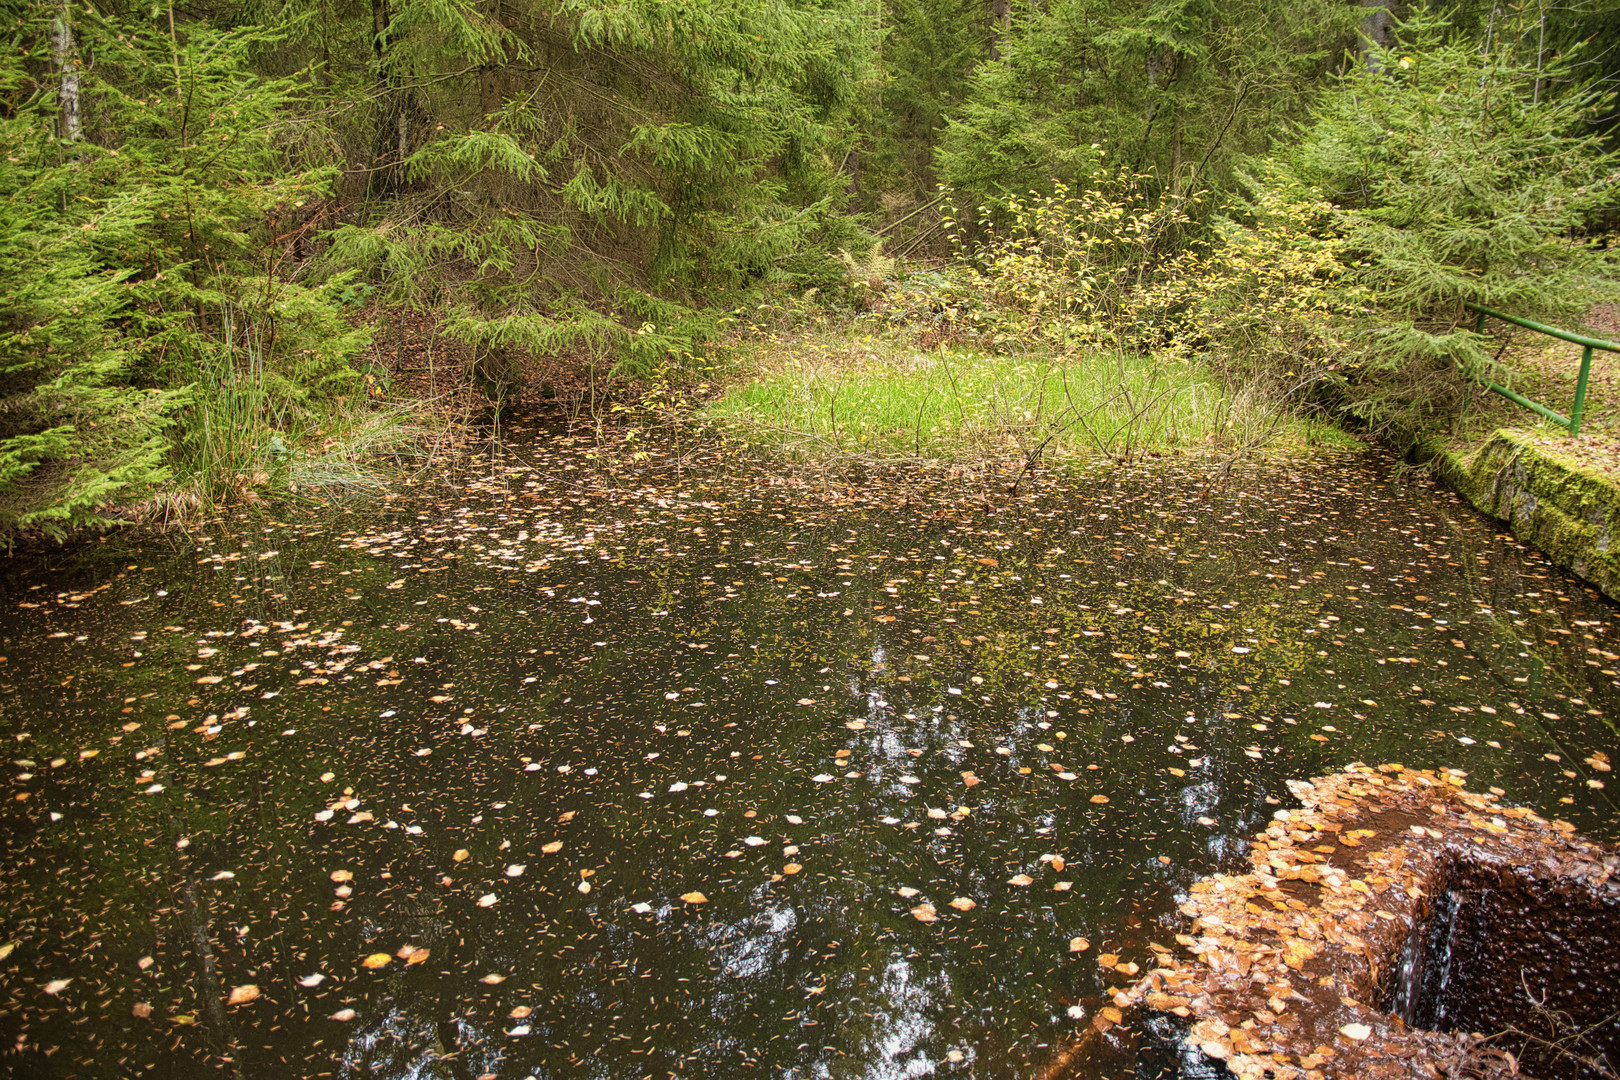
top-left (2, 422), bottom-right (1617, 1080)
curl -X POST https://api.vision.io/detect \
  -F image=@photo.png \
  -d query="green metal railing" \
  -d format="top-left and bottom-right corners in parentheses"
top-left (1468, 302), bottom-right (1620, 437)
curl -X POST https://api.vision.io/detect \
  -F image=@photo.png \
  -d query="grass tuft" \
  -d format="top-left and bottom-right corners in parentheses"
top-left (706, 330), bottom-right (1354, 465)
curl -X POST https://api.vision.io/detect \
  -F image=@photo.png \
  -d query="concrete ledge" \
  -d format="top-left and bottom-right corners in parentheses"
top-left (1413, 428), bottom-right (1620, 599)
top-left (1131, 765), bottom-right (1619, 1080)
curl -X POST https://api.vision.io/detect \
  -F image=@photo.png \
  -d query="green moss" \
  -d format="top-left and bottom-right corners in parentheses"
top-left (1418, 428), bottom-right (1620, 599)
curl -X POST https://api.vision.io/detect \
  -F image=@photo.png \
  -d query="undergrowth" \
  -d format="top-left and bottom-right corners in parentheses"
top-left (706, 327), bottom-right (1357, 467)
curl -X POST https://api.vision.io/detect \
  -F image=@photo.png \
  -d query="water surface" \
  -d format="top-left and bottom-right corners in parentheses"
top-left (1, 425), bottom-right (1615, 1080)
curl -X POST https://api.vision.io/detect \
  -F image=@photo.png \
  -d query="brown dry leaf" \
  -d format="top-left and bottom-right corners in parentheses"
top-left (961, 771), bottom-right (981, 787)
top-left (1050, 855), bottom-right (1065, 872)
top-left (910, 903), bottom-right (939, 923)
top-left (131, 1002), bottom-right (152, 1019)
top-left (541, 841), bottom-right (564, 854)
top-left (361, 953), bottom-right (392, 969)
top-left (404, 947), bottom-right (430, 965)
top-left (680, 891), bottom-right (708, 904)
top-left (226, 984), bottom-right (260, 1006)
top-left (1098, 953), bottom-right (1119, 967)
top-left (949, 897), bottom-right (977, 911)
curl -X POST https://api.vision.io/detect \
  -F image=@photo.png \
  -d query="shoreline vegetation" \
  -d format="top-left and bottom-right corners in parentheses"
top-left (701, 324), bottom-right (1363, 469)
top-left (5, 2), bottom-right (1619, 544)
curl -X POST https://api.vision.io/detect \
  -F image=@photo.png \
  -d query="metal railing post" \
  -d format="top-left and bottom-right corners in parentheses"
top-left (1466, 303), bottom-right (1620, 437)
top-left (1571, 344), bottom-right (1594, 437)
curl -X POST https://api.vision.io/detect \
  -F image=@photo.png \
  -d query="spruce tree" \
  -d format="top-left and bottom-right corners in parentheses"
top-left (1287, 6), bottom-right (1620, 434)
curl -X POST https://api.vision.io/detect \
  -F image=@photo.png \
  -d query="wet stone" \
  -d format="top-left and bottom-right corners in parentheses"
top-left (1137, 764), bottom-right (1620, 1080)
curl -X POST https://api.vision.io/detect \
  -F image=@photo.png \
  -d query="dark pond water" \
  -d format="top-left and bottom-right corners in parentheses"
top-left (0, 421), bottom-right (1616, 1080)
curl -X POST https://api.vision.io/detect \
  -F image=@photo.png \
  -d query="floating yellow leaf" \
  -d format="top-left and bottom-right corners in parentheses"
top-left (43, 978), bottom-right (70, 995)
top-left (226, 984), bottom-right (260, 1006)
top-left (1008, 874), bottom-right (1034, 886)
top-left (1090, 795), bottom-right (1110, 804)
top-left (509, 1006), bottom-right (533, 1019)
top-left (480, 974), bottom-right (506, 985)
top-left (783, 863), bottom-right (802, 875)
top-left (330, 870), bottom-right (354, 882)
top-left (1069, 937), bottom-right (1090, 953)
top-left (541, 841), bottom-right (563, 854)
top-left (404, 947), bottom-right (430, 965)
top-left (452, 849), bottom-right (470, 862)
top-left (910, 903), bottom-right (938, 923)
top-left (948, 897), bottom-right (976, 911)
top-left (361, 953), bottom-right (392, 969)
top-left (680, 891), bottom-right (708, 904)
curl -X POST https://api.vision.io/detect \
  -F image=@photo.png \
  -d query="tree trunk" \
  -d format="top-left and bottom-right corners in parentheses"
top-left (1357, 0), bottom-right (1396, 72)
top-left (989, 0), bottom-right (1011, 60)
top-left (51, 3), bottom-right (80, 142)
top-left (368, 0), bottom-right (425, 197)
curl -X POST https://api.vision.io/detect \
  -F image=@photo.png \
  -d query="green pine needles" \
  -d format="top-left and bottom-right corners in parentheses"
top-left (1288, 5), bottom-right (1620, 435)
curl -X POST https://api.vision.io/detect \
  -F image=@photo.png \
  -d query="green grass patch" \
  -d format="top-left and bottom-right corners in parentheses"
top-left (706, 331), bottom-right (1353, 463)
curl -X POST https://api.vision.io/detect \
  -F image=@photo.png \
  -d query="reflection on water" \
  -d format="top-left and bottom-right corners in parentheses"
top-left (0, 425), bottom-right (1615, 1080)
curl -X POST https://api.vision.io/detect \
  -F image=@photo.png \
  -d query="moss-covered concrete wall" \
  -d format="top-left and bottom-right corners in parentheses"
top-left (1415, 429), bottom-right (1620, 600)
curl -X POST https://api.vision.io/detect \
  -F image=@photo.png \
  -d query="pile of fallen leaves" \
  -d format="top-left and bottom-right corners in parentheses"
top-left (1118, 764), bottom-right (1618, 1080)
